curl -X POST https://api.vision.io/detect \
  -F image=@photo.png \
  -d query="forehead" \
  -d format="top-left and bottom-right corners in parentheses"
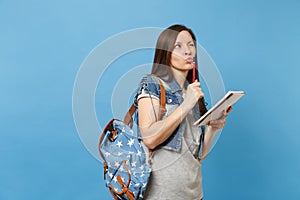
top-left (175, 30), bottom-right (193, 42)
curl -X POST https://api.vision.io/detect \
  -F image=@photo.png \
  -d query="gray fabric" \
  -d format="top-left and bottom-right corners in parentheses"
top-left (144, 110), bottom-right (203, 200)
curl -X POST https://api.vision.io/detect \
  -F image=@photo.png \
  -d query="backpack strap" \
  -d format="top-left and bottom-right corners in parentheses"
top-left (98, 118), bottom-right (115, 162)
top-left (123, 75), bottom-right (166, 127)
top-left (108, 160), bottom-right (135, 200)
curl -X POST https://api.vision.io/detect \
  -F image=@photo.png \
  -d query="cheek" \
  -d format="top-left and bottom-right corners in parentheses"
top-left (170, 53), bottom-right (182, 66)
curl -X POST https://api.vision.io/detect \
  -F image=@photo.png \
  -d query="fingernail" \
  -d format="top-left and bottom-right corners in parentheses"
top-left (226, 106), bottom-right (232, 113)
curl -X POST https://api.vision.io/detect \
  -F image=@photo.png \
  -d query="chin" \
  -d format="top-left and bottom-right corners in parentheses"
top-left (184, 63), bottom-right (194, 70)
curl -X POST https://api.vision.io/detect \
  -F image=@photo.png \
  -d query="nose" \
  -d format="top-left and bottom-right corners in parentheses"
top-left (184, 45), bottom-right (192, 55)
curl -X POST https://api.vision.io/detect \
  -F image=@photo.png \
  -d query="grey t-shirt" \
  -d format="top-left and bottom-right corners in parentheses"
top-left (143, 110), bottom-right (203, 200)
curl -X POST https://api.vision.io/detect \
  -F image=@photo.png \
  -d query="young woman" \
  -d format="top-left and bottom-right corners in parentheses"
top-left (134, 24), bottom-right (231, 200)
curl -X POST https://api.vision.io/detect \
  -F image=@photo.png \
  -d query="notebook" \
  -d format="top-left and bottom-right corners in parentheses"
top-left (194, 91), bottom-right (245, 126)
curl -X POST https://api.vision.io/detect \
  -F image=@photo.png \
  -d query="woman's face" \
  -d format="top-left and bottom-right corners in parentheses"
top-left (170, 30), bottom-right (196, 72)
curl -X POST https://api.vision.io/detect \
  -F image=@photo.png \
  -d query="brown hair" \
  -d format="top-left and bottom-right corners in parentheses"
top-left (151, 24), bottom-right (207, 115)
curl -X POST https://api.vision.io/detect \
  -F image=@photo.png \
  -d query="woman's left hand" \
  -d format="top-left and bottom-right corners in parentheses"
top-left (207, 106), bottom-right (233, 131)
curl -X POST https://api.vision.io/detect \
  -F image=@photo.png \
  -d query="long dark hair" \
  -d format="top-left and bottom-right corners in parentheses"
top-left (151, 24), bottom-right (207, 116)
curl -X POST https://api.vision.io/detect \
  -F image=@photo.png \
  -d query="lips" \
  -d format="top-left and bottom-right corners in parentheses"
top-left (185, 57), bottom-right (194, 63)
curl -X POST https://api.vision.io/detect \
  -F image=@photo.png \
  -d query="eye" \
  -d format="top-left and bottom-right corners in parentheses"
top-left (174, 44), bottom-right (181, 49)
top-left (189, 43), bottom-right (195, 47)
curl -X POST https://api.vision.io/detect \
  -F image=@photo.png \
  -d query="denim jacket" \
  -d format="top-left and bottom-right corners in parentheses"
top-left (134, 75), bottom-right (206, 159)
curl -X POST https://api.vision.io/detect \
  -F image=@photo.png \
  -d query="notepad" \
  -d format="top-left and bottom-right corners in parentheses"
top-left (194, 91), bottom-right (245, 126)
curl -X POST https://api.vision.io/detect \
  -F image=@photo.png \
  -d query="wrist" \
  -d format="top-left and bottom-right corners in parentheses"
top-left (206, 125), bottom-right (219, 135)
top-left (181, 100), bottom-right (193, 112)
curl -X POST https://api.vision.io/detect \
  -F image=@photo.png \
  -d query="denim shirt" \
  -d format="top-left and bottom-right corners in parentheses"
top-left (134, 75), bottom-right (206, 159)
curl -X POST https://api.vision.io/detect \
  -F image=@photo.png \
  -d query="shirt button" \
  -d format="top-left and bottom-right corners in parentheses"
top-left (168, 98), bottom-right (172, 103)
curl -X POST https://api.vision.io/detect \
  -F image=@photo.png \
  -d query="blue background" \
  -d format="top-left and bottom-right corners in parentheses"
top-left (1, 0), bottom-right (299, 199)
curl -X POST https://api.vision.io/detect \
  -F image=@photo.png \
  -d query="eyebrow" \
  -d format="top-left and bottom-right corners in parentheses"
top-left (174, 41), bottom-right (194, 44)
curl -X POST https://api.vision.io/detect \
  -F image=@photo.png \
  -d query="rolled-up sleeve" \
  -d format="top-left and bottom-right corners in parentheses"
top-left (134, 76), bottom-right (161, 106)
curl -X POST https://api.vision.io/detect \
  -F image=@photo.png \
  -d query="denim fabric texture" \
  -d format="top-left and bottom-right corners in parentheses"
top-left (134, 75), bottom-right (206, 159)
top-left (100, 119), bottom-right (151, 199)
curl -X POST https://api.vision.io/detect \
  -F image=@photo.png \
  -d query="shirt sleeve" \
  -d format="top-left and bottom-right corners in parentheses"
top-left (136, 89), bottom-right (160, 102)
top-left (134, 75), bottom-right (161, 107)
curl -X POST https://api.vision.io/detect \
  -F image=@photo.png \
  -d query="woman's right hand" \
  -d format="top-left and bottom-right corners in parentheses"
top-left (183, 80), bottom-right (204, 110)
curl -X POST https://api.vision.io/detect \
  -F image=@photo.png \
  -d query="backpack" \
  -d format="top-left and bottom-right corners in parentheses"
top-left (98, 76), bottom-right (166, 200)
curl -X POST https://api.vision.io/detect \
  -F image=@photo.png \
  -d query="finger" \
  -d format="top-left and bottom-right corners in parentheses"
top-left (191, 81), bottom-right (200, 87)
top-left (223, 109), bottom-right (230, 118)
top-left (209, 118), bottom-right (226, 126)
top-left (223, 110), bottom-right (228, 118)
top-left (195, 87), bottom-right (203, 93)
top-left (194, 88), bottom-right (204, 98)
top-left (211, 125), bottom-right (223, 129)
top-left (215, 110), bottom-right (227, 120)
top-left (226, 106), bottom-right (233, 114)
top-left (207, 122), bottom-right (224, 129)
top-left (209, 119), bottom-right (225, 129)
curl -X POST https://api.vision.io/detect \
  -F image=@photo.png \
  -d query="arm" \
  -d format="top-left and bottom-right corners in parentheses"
top-left (138, 80), bottom-right (203, 150)
top-left (200, 106), bottom-right (233, 160)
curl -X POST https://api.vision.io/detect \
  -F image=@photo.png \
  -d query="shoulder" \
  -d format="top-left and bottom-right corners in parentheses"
top-left (139, 75), bottom-right (160, 86)
top-left (134, 75), bottom-right (162, 105)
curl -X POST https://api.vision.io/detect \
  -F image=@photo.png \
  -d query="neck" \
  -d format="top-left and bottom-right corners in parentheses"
top-left (170, 67), bottom-right (188, 89)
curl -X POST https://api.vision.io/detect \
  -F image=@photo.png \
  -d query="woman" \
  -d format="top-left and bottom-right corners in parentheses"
top-left (134, 24), bottom-right (231, 200)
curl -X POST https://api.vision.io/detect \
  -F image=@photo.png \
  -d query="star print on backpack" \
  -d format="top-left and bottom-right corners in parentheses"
top-left (99, 119), bottom-right (151, 200)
